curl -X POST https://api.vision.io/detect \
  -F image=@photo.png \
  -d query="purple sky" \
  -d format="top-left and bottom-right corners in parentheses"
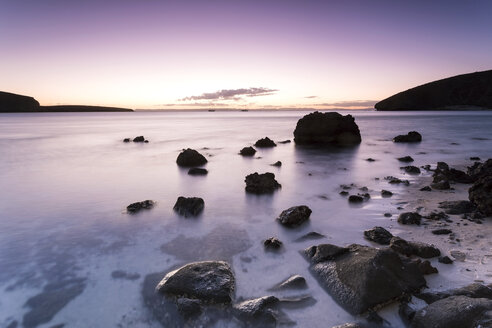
top-left (2, 0), bottom-right (492, 109)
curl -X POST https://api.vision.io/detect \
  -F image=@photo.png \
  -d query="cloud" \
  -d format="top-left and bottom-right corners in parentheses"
top-left (315, 100), bottom-right (378, 108)
top-left (179, 87), bottom-right (278, 102)
top-left (304, 95), bottom-right (318, 99)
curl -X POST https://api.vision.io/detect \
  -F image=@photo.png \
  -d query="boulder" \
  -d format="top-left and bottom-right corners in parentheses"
top-left (127, 200), bottom-right (155, 214)
top-left (254, 137), bottom-right (276, 148)
top-left (176, 149), bottom-right (208, 167)
top-left (240, 146), bottom-right (256, 156)
top-left (469, 176), bottom-right (492, 216)
top-left (381, 190), bottom-right (393, 197)
top-left (233, 296), bottom-right (279, 326)
top-left (348, 195), bottom-right (364, 203)
top-left (293, 111), bottom-right (361, 146)
top-left (133, 136), bottom-right (145, 142)
top-left (398, 212), bottom-right (422, 225)
top-left (389, 237), bottom-right (440, 258)
top-left (438, 200), bottom-right (476, 214)
top-left (269, 275), bottom-right (307, 291)
top-left (156, 261), bottom-right (235, 304)
top-left (398, 156), bottom-right (414, 162)
top-left (363, 227), bottom-right (393, 245)
top-left (393, 131), bottom-right (422, 143)
top-left (188, 168), bottom-right (208, 175)
top-left (417, 283), bottom-right (492, 304)
top-left (304, 244), bottom-right (426, 314)
top-left (468, 159), bottom-right (492, 181)
top-left (173, 197), bottom-right (204, 217)
top-left (245, 172), bottom-right (281, 194)
top-left (123, 138), bottom-right (130, 142)
top-left (276, 205), bottom-right (312, 227)
top-left (271, 161), bottom-right (282, 167)
top-left (264, 237), bottom-right (283, 250)
top-left (411, 296), bottom-right (492, 328)
top-left (401, 166), bottom-right (421, 174)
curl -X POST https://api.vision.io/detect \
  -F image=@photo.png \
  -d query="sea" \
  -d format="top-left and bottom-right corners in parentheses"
top-left (0, 110), bottom-right (491, 327)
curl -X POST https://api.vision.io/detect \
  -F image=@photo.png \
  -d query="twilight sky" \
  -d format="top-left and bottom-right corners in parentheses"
top-left (1, 0), bottom-right (492, 109)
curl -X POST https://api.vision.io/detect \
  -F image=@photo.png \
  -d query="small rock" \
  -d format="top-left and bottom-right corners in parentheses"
top-left (384, 213), bottom-right (392, 217)
top-left (401, 166), bottom-right (421, 174)
top-left (470, 157), bottom-right (481, 161)
top-left (173, 197), bottom-right (204, 217)
top-left (438, 256), bottom-right (453, 264)
top-left (398, 156), bottom-right (414, 162)
top-left (133, 136), bottom-right (145, 142)
top-left (278, 139), bottom-right (291, 144)
top-left (381, 190), bottom-right (393, 197)
top-left (255, 137), bottom-right (277, 148)
top-left (264, 237), bottom-right (283, 250)
top-left (240, 146), bottom-right (256, 156)
top-left (276, 205), bottom-right (312, 227)
top-left (339, 191), bottom-right (349, 196)
top-left (393, 131), bottom-right (422, 143)
top-left (348, 195), bottom-right (364, 203)
top-left (432, 229), bottom-right (452, 235)
top-left (123, 138), bottom-right (130, 142)
top-left (390, 237), bottom-right (440, 258)
top-left (450, 250), bottom-right (466, 262)
top-left (366, 158), bottom-right (376, 162)
top-left (188, 168), bottom-right (208, 175)
top-left (233, 296), bottom-right (279, 325)
top-left (176, 148), bottom-right (208, 167)
top-left (416, 259), bottom-right (439, 275)
top-left (420, 186), bottom-right (432, 191)
top-left (245, 172), bottom-right (281, 194)
top-left (431, 180), bottom-right (451, 190)
top-left (269, 275), bottom-right (307, 291)
top-left (271, 161), bottom-right (282, 167)
top-left (398, 212), bottom-right (422, 225)
top-left (127, 200), bottom-right (155, 214)
top-left (385, 176), bottom-right (410, 185)
top-left (364, 226), bottom-right (393, 245)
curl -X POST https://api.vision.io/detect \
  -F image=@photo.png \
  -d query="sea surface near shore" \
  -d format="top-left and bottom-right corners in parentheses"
top-left (0, 110), bottom-right (491, 327)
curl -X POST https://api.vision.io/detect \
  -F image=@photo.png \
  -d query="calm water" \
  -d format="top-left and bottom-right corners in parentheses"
top-left (1, 110), bottom-right (491, 327)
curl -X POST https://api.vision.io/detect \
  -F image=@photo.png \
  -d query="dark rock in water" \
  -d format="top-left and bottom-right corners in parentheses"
top-left (432, 229), bottom-right (452, 235)
top-left (0, 91), bottom-right (40, 112)
top-left (176, 148), bottom-right (208, 167)
top-left (398, 212), bottom-right (422, 225)
top-left (173, 197), bottom-right (204, 217)
top-left (176, 298), bottom-right (202, 318)
top-left (384, 213), bottom-right (392, 217)
top-left (304, 244), bottom-right (349, 264)
top-left (401, 166), bottom-right (421, 174)
top-left (239, 146), bottom-right (256, 156)
top-left (269, 275), bottom-right (307, 291)
top-left (439, 200), bottom-right (476, 214)
top-left (245, 172), bottom-right (281, 194)
top-left (375, 70), bottom-right (492, 111)
top-left (339, 191), bottom-right (349, 196)
top-left (111, 270), bottom-right (140, 280)
top-left (468, 159), bottom-right (492, 181)
top-left (233, 296), bottom-right (279, 326)
top-left (420, 186), bottom-right (432, 191)
top-left (431, 180), bottom-right (451, 190)
top-left (348, 195), bottom-right (364, 203)
top-left (438, 256), bottom-right (453, 264)
top-left (123, 138), bottom-right (130, 142)
top-left (385, 176), bottom-right (410, 185)
top-left (293, 111), bottom-right (362, 146)
top-left (264, 237), bottom-right (283, 250)
top-left (304, 243), bottom-right (426, 315)
top-left (469, 176), bottom-right (492, 216)
top-left (415, 259), bottom-right (438, 275)
top-left (417, 283), bottom-right (492, 304)
top-left (398, 156), bottom-right (414, 163)
top-left (381, 190), bottom-right (393, 197)
top-left (366, 158), bottom-right (376, 162)
top-left (363, 226), bottom-right (393, 245)
top-left (278, 139), bottom-right (291, 144)
top-left (276, 205), bottom-right (312, 227)
top-left (254, 137), bottom-right (277, 148)
top-left (470, 157), bottom-right (481, 161)
top-left (294, 231), bottom-right (325, 242)
top-left (188, 167), bottom-right (208, 175)
top-left (271, 161), bottom-right (282, 167)
top-left (389, 237), bottom-right (440, 258)
top-left (434, 162), bottom-right (473, 184)
top-left (393, 131), bottom-right (422, 143)
top-left (133, 136), bottom-right (145, 142)
top-left (411, 295), bottom-right (492, 328)
top-left (127, 200), bottom-right (155, 214)
top-left (22, 278), bottom-right (86, 328)
top-left (156, 261), bottom-right (235, 304)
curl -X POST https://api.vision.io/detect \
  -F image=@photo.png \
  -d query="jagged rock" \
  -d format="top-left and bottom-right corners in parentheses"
top-left (398, 212), bottom-right (422, 225)
top-left (240, 146), bottom-right (256, 156)
top-left (468, 159), bottom-right (492, 181)
top-left (244, 172), bottom-right (281, 194)
top-left (233, 296), bottom-right (279, 326)
top-left (411, 296), bottom-right (492, 328)
top-left (401, 166), bottom-right (421, 174)
top-left (389, 237), bottom-right (440, 258)
top-left (381, 190), bottom-right (393, 197)
top-left (415, 259), bottom-right (438, 275)
top-left (156, 261), bottom-right (235, 304)
top-left (276, 205), bottom-right (312, 227)
top-left (438, 256), bottom-right (453, 264)
top-left (433, 162), bottom-right (473, 184)
top-left (393, 131), bottom-right (422, 143)
top-left (469, 176), bottom-right (492, 216)
top-left (127, 200), bottom-right (155, 214)
top-left (188, 168), bottom-right (208, 175)
top-left (269, 275), bottom-right (307, 291)
top-left (254, 137), bottom-right (277, 148)
top-left (176, 149), bottom-right (208, 167)
top-left (363, 227), bottom-right (393, 245)
top-left (439, 200), bottom-right (476, 214)
top-left (304, 244), bottom-right (426, 314)
top-left (398, 156), bottom-right (414, 162)
top-left (264, 237), bottom-right (283, 250)
top-left (173, 197), bottom-right (204, 217)
top-left (293, 111), bottom-right (362, 146)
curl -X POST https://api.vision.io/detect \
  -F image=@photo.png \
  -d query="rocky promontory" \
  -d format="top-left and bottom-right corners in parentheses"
top-left (375, 70), bottom-right (492, 111)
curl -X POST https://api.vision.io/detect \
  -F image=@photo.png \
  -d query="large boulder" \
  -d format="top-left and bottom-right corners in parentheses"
top-left (245, 172), bottom-right (281, 194)
top-left (363, 226), bottom-right (393, 245)
top-left (304, 244), bottom-right (426, 314)
top-left (276, 205), bottom-right (312, 227)
top-left (468, 159), bottom-right (492, 181)
top-left (393, 131), bottom-right (422, 143)
top-left (156, 261), bottom-right (235, 304)
top-left (389, 237), bottom-right (441, 258)
top-left (469, 176), bottom-right (492, 216)
top-left (176, 149), bottom-right (208, 167)
top-left (173, 197), bottom-right (204, 217)
top-left (0, 91), bottom-right (40, 112)
top-left (254, 137), bottom-right (277, 148)
top-left (293, 111), bottom-right (361, 146)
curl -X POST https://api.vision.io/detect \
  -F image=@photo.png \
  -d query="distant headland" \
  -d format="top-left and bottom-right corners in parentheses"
top-left (375, 70), bottom-right (492, 111)
top-left (0, 91), bottom-right (133, 112)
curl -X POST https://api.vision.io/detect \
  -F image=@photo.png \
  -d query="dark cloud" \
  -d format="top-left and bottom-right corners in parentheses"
top-left (180, 87), bottom-right (278, 101)
top-left (315, 100), bottom-right (378, 108)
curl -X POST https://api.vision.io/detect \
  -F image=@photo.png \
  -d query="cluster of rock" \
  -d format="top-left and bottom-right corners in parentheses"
top-left (123, 136), bottom-right (149, 143)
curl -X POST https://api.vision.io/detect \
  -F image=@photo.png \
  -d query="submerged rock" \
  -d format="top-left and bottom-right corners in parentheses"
top-left (239, 146), bottom-right (256, 156)
top-left (420, 186), bottom-right (432, 191)
top-left (431, 180), bottom-right (451, 190)
top-left (188, 167), bottom-right (208, 175)
top-left (269, 275), bottom-right (307, 291)
top-left (385, 176), bottom-right (410, 185)
top-left (293, 111), bottom-right (362, 146)
top-left (398, 212), bottom-right (422, 225)
top-left (417, 283), bottom-right (492, 304)
top-left (304, 244), bottom-right (426, 314)
top-left (401, 166), bottom-right (421, 174)
top-left (245, 172), bottom-right (281, 194)
top-left (254, 137), bottom-right (277, 148)
top-left (438, 256), bottom-right (453, 264)
top-left (469, 176), bottom-right (492, 216)
top-left (415, 259), bottom-right (438, 275)
top-left (156, 261), bottom-right (235, 304)
top-left (363, 226), bottom-right (393, 245)
top-left (276, 205), bottom-right (312, 227)
top-left (173, 197), bottom-right (204, 217)
top-left (176, 148), bottom-right (208, 167)
top-left (398, 156), bottom-right (414, 162)
top-left (389, 237), bottom-right (440, 258)
top-left (278, 139), bottom-right (291, 144)
top-left (381, 190), bottom-right (393, 197)
top-left (294, 231), bottom-right (326, 242)
top-left (393, 131), bottom-right (422, 143)
top-left (438, 200), bottom-right (476, 214)
top-left (348, 195), bottom-right (364, 203)
top-left (127, 200), bottom-right (155, 214)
